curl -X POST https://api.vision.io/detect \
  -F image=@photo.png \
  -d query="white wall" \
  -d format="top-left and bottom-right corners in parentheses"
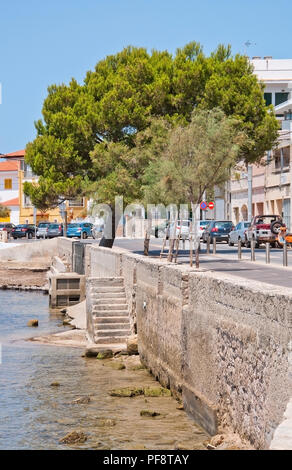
top-left (0, 170), bottom-right (19, 204)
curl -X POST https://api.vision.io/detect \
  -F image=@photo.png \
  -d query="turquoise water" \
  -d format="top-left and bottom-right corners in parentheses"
top-left (0, 290), bottom-right (209, 450)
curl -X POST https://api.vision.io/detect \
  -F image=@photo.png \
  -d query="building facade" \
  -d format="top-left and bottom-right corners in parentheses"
top-left (3, 150), bottom-right (88, 224)
top-left (230, 57), bottom-right (292, 229)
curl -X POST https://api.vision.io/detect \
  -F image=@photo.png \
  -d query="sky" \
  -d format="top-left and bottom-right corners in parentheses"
top-left (0, 0), bottom-right (291, 154)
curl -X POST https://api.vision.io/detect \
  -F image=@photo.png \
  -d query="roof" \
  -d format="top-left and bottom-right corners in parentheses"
top-left (1, 197), bottom-right (19, 207)
top-left (3, 149), bottom-right (25, 158)
top-left (0, 160), bottom-right (20, 171)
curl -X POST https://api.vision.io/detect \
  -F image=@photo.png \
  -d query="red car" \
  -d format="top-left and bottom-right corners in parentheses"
top-left (246, 215), bottom-right (284, 248)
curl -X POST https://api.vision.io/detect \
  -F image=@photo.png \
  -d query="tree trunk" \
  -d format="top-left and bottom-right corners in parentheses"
top-left (99, 204), bottom-right (121, 249)
top-left (143, 215), bottom-right (152, 256)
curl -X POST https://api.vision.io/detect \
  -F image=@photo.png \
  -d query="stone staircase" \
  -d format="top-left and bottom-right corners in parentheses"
top-left (89, 277), bottom-right (131, 345)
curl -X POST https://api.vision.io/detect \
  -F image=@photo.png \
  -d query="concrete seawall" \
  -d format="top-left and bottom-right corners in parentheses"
top-left (86, 244), bottom-right (292, 449)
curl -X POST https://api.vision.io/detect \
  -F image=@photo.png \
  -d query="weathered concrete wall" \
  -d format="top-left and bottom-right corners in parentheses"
top-left (86, 245), bottom-right (292, 448)
top-left (0, 238), bottom-right (58, 261)
top-left (57, 237), bottom-right (74, 268)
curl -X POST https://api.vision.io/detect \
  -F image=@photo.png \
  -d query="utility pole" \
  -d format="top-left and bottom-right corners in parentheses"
top-left (248, 164), bottom-right (253, 221)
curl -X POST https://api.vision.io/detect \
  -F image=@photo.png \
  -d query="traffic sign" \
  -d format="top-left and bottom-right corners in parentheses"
top-left (200, 201), bottom-right (207, 210)
top-left (208, 201), bottom-right (214, 210)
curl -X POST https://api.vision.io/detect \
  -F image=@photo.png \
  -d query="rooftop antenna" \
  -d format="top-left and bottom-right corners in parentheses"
top-left (244, 40), bottom-right (257, 57)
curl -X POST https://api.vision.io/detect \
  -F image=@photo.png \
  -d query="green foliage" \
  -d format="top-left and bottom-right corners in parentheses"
top-left (0, 204), bottom-right (9, 218)
top-left (24, 42), bottom-right (278, 209)
top-left (143, 108), bottom-right (244, 206)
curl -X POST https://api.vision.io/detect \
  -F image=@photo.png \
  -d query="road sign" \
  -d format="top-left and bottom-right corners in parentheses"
top-left (208, 201), bottom-right (214, 210)
top-left (200, 201), bottom-right (207, 210)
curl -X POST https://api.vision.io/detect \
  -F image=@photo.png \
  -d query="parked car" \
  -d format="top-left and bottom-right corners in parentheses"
top-left (66, 222), bottom-right (93, 239)
top-left (202, 220), bottom-right (234, 243)
top-left (228, 221), bottom-right (251, 246)
top-left (11, 224), bottom-right (36, 239)
top-left (151, 221), bottom-right (170, 238)
top-left (92, 224), bottom-right (104, 239)
top-left (168, 219), bottom-right (191, 240)
top-left (47, 223), bottom-right (63, 238)
top-left (36, 222), bottom-right (51, 239)
top-left (246, 215), bottom-right (284, 248)
top-left (197, 220), bottom-right (211, 239)
top-left (0, 223), bottom-right (15, 237)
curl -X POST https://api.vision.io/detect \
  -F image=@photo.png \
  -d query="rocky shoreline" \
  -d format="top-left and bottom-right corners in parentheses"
top-left (0, 261), bottom-right (49, 291)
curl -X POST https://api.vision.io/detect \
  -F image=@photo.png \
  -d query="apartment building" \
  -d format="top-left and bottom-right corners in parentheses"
top-left (230, 57), bottom-right (292, 229)
top-left (3, 150), bottom-right (88, 224)
top-left (0, 160), bottom-right (20, 224)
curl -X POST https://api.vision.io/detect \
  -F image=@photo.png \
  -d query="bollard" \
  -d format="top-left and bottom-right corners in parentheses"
top-left (206, 235), bottom-right (210, 254)
top-left (251, 238), bottom-right (255, 261)
top-left (265, 242), bottom-right (270, 264)
top-left (238, 239), bottom-right (242, 260)
top-left (283, 240), bottom-right (288, 267)
top-left (212, 236), bottom-right (216, 254)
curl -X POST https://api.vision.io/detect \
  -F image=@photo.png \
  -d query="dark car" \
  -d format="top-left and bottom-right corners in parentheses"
top-left (202, 220), bottom-right (234, 243)
top-left (0, 223), bottom-right (15, 237)
top-left (11, 224), bottom-right (36, 239)
top-left (47, 223), bottom-right (63, 238)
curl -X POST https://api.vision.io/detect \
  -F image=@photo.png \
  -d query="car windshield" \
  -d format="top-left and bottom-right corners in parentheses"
top-left (16, 225), bottom-right (29, 228)
top-left (68, 224), bottom-right (80, 228)
top-left (49, 224), bottom-right (60, 229)
top-left (255, 216), bottom-right (279, 224)
top-left (0, 224), bottom-right (5, 228)
top-left (244, 222), bottom-right (251, 228)
top-left (38, 223), bottom-right (50, 228)
top-left (214, 222), bottom-right (232, 229)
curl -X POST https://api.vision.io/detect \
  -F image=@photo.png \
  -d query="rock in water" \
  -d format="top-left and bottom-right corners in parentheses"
top-left (140, 410), bottom-right (160, 417)
top-left (72, 396), bottom-right (91, 404)
top-left (59, 431), bottom-right (87, 444)
top-left (96, 349), bottom-right (113, 359)
top-left (126, 335), bottom-right (138, 355)
top-left (109, 387), bottom-right (144, 397)
top-left (27, 319), bottom-right (38, 327)
top-left (143, 386), bottom-right (171, 397)
top-left (108, 361), bottom-right (125, 370)
top-left (50, 382), bottom-right (60, 387)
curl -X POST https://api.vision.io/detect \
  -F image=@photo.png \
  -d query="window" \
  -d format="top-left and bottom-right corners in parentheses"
top-left (68, 198), bottom-right (84, 207)
top-left (23, 194), bottom-right (32, 207)
top-left (275, 93), bottom-right (289, 106)
top-left (4, 179), bottom-right (12, 190)
top-left (264, 93), bottom-right (272, 106)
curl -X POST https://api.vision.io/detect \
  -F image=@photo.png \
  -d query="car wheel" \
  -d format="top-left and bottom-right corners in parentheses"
top-left (82, 232), bottom-right (87, 239)
top-left (271, 220), bottom-right (284, 235)
top-left (13, 237), bottom-right (17, 240)
top-left (28, 232), bottom-right (33, 239)
top-left (228, 237), bottom-right (234, 247)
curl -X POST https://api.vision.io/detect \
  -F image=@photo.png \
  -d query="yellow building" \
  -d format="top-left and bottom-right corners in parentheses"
top-left (4, 150), bottom-right (88, 224)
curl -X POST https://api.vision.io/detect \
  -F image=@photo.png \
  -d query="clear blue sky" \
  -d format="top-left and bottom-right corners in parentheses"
top-left (0, 0), bottom-right (291, 154)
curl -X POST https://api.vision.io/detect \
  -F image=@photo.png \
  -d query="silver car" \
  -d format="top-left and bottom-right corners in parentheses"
top-left (228, 221), bottom-right (251, 246)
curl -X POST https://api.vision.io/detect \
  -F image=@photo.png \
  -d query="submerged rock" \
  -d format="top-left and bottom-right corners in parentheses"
top-left (97, 350), bottom-right (113, 360)
top-left (27, 319), bottom-right (38, 327)
top-left (59, 430), bottom-right (87, 444)
top-left (108, 361), bottom-right (126, 370)
top-left (126, 335), bottom-right (138, 355)
top-left (140, 410), bottom-right (160, 417)
top-left (109, 387), bottom-right (144, 397)
top-left (50, 382), bottom-right (60, 387)
top-left (72, 396), bottom-right (91, 404)
top-left (108, 386), bottom-right (171, 398)
top-left (96, 418), bottom-right (116, 427)
top-left (143, 386), bottom-right (171, 397)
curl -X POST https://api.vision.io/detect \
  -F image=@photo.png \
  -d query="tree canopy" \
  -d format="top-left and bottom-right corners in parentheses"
top-left (24, 42), bottom-right (278, 211)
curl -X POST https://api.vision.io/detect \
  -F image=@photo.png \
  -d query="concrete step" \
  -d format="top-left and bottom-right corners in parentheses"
top-left (93, 309), bottom-right (129, 317)
top-left (96, 329), bottom-right (131, 337)
top-left (94, 316), bottom-right (130, 324)
top-left (93, 297), bottom-right (127, 305)
top-left (95, 322), bottom-right (130, 330)
top-left (91, 292), bottom-right (126, 299)
top-left (94, 303), bottom-right (128, 311)
top-left (90, 277), bottom-right (124, 287)
top-left (90, 286), bottom-right (125, 294)
top-left (94, 335), bottom-right (129, 344)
